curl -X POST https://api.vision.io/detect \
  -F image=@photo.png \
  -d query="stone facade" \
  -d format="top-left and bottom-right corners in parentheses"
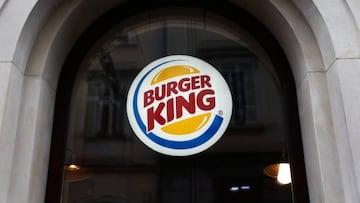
top-left (0, 0), bottom-right (359, 202)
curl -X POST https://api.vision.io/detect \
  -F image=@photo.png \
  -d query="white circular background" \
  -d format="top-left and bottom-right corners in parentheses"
top-left (127, 55), bottom-right (233, 156)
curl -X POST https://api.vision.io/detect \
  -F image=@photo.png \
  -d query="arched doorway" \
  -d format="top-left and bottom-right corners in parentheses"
top-left (45, 1), bottom-right (309, 202)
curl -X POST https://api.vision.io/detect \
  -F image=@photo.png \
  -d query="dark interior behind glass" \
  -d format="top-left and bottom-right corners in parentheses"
top-left (62, 12), bottom-right (293, 203)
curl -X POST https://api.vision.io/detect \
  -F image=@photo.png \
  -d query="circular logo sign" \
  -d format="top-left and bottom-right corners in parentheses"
top-left (127, 55), bottom-right (232, 156)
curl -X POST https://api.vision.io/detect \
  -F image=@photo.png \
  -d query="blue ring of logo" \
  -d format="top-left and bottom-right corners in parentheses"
top-left (132, 59), bottom-right (223, 150)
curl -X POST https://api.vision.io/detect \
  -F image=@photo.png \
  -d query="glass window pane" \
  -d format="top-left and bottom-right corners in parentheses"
top-left (62, 11), bottom-right (293, 203)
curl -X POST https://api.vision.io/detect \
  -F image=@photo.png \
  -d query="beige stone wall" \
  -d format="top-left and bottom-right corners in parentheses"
top-left (0, 0), bottom-right (359, 202)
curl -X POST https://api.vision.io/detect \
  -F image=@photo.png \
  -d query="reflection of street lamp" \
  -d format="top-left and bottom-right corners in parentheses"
top-left (64, 149), bottom-right (92, 182)
top-left (66, 164), bottom-right (80, 170)
top-left (277, 163), bottom-right (291, 185)
top-left (264, 150), bottom-right (292, 185)
top-left (65, 149), bottom-right (80, 170)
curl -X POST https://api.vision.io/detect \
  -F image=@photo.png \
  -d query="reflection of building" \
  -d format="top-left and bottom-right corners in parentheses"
top-left (1, 1), bottom-right (360, 203)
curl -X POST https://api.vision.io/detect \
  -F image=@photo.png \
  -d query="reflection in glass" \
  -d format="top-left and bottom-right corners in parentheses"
top-left (62, 11), bottom-right (292, 203)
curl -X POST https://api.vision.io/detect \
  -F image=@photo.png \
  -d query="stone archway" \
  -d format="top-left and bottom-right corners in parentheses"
top-left (2, 0), bottom-right (358, 202)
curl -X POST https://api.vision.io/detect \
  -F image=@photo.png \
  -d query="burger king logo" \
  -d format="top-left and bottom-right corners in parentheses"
top-left (127, 55), bottom-right (232, 156)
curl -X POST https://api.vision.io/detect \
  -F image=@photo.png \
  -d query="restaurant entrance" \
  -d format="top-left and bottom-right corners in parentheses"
top-left (46, 2), bottom-right (309, 202)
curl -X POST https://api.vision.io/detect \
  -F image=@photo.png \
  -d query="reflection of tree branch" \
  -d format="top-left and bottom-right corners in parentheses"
top-left (98, 50), bottom-right (122, 100)
top-left (98, 50), bottom-right (116, 81)
top-left (96, 50), bottom-right (130, 138)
